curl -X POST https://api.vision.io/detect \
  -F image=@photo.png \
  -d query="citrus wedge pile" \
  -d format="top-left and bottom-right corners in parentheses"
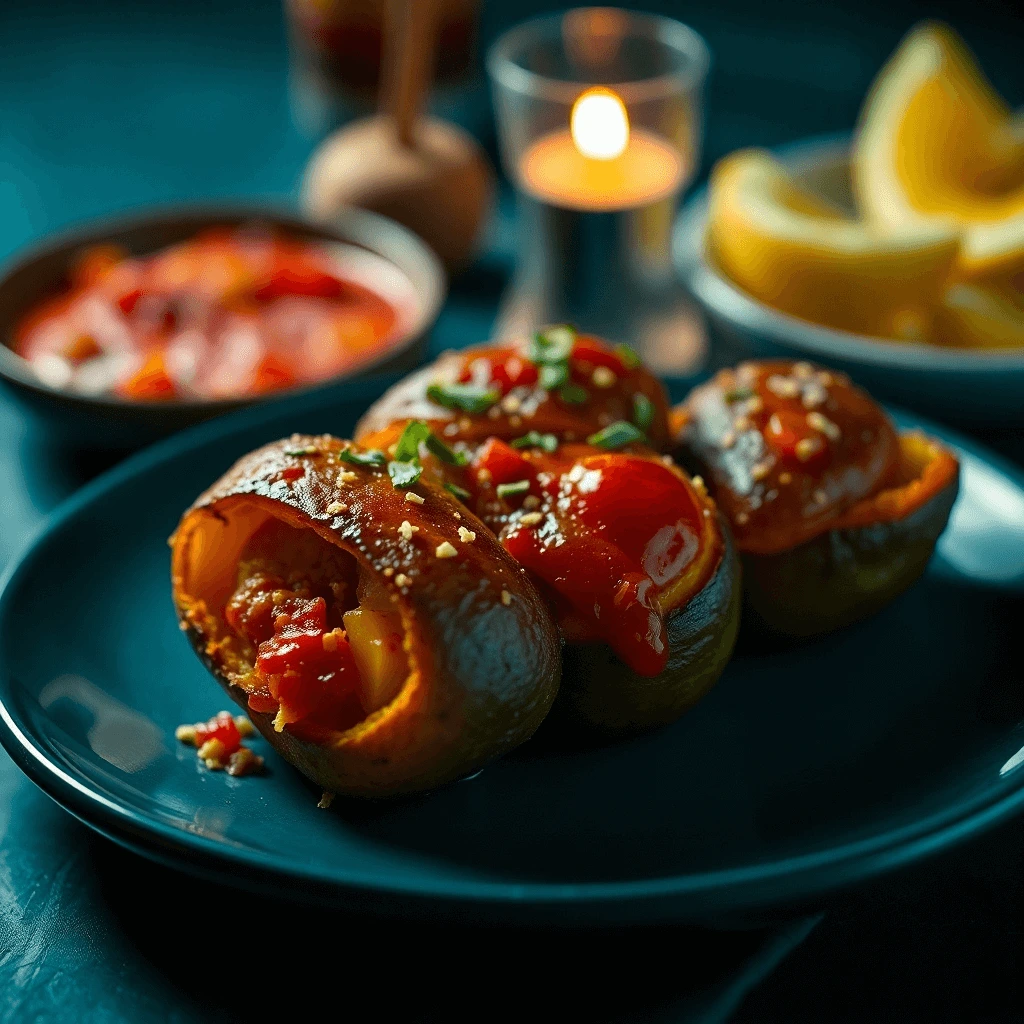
top-left (707, 22), bottom-right (1024, 349)
top-left (853, 22), bottom-right (1024, 282)
top-left (708, 149), bottom-right (959, 340)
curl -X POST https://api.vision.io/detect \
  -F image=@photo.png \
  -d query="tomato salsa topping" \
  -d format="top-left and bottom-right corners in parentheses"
top-left (466, 439), bottom-right (722, 677)
top-left (374, 329), bottom-right (671, 451)
top-left (14, 227), bottom-right (411, 402)
top-left (679, 360), bottom-right (901, 555)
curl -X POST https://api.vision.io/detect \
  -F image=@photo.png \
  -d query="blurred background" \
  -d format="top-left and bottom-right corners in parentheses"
top-left (2, 0), bottom-right (1021, 262)
top-left (1, 3), bottom-right (1022, 1021)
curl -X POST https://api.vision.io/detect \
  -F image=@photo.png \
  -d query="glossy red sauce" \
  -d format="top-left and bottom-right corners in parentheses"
top-left (356, 333), bottom-right (671, 452)
top-left (15, 227), bottom-right (403, 402)
top-left (679, 360), bottom-right (900, 554)
top-left (466, 440), bottom-right (719, 676)
top-left (446, 335), bottom-right (670, 448)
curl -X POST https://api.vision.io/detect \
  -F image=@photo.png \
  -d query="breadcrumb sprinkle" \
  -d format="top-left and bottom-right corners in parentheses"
top-left (457, 526), bottom-right (476, 543)
top-left (435, 541), bottom-right (458, 559)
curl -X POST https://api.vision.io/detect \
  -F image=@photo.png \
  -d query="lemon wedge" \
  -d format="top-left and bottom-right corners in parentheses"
top-left (937, 280), bottom-right (1024, 349)
top-left (707, 149), bottom-right (960, 340)
top-left (853, 22), bottom-right (1024, 281)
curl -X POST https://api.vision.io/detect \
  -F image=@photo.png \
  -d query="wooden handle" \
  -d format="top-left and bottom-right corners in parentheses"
top-left (382, 0), bottom-right (438, 146)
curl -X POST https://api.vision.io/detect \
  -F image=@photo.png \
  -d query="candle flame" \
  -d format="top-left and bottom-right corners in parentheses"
top-left (570, 87), bottom-right (629, 161)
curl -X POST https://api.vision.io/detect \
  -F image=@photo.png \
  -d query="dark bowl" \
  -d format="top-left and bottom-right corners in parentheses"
top-left (0, 205), bottom-right (446, 448)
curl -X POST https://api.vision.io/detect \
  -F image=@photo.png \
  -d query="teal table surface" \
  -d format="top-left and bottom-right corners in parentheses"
top-left (1, 2), bottom-right (1022, 1022)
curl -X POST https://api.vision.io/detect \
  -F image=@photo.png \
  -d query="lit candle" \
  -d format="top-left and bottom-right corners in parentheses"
top-left (519, 87), bottom-right (684, 212)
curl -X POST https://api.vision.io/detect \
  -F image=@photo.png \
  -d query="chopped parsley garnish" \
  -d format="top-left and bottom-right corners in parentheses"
top-left (444, 481), bottom-right (471, 501)
top-left (614, 343), bottom-right (641, 370)
top-left (528, 324), bottom-right (576, 365)
top-left (426, 382), bottom-right (500, 414)
top-left (496, 479), bottom-right (531, 498)
top-left (558, 383), bottom-right (589, 405)
top-left (632, 393), bottom-right (654, 432)
top-left (539, 362), bottom-right (569, 390)
top-left (394, 419), bottom-right (468, 467)
top-left (394, 420), bottom-right (431, 462)
top-left (387, 420), bottom-right (467, 489)
top-left (388, 460), bottom-right (422, 488)
top-left (284, 446), bottom-right (318, 457)
top-left (425, 433), bottom-right (469, 466)
top-left (340, 447), bottom-right (386, 466)
top-left (510, 431), bottom-right (558, 453)
top-left (587, 421), bottom-right (646, 450)
top-left (724, 386), bottom-right (755, 402)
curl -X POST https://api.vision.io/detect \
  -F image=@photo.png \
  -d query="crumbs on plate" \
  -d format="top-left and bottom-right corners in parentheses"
top-left (175, 711), bottom-right (264, 776)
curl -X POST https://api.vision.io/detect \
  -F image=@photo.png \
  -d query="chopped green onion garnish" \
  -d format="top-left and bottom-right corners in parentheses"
top-left (558, 383), bottom-right (589, 405)
top-left (539, 362), bottom-right (569, 390)
top-left (510, 431), bottom-right (558, 453)
top-left (425, 432), bottom-right (468, 466)
top-left (528, 324), bottom-right (576, 365)
top-left (340, 447), bottom-right (386, 466)
top-left (394, 420), bottom-right (432, 462)
top-left (632, 393), bottom-right (654, 432)
top-left (444, 481), bottom-right (471, 501)
top-left (388, 460), bottom-right (422, 488)
top-left (724, 386), bottom-right (755, 402)
top-left (426, 382), bottom-right (500, 414)
top-left (284, 447), bottom-right (318, 457)
top-left (496, 479), bottom-right (531, 498)
top-left (614, 343), bottom-right (641, 370)
top-left (587, 421), bottom-right (646, 450)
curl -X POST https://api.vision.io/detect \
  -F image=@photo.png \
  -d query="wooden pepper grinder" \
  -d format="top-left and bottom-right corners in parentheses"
top-left (301, 0), bottom-right (493, 272)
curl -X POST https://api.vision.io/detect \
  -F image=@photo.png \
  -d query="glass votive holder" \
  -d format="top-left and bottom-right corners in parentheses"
top-left (487, 7), bottom-right (710, 373)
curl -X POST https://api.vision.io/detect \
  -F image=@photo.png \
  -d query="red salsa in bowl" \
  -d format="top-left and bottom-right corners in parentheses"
top-left (13, 226), bottom-right (421, 402)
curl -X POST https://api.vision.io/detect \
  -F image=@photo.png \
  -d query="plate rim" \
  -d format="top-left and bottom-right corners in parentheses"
top-left (2, 381), bottom-right (1024, 921)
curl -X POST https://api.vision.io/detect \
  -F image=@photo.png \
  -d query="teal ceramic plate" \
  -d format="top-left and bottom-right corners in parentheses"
top-left (1, 378), bottom-right (1023, 925)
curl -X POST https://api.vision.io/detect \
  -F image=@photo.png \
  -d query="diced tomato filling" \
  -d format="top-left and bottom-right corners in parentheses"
top-left (194, 711), bottom-right (242, 755)
top-left (221, 518), bottom-right (409, 738)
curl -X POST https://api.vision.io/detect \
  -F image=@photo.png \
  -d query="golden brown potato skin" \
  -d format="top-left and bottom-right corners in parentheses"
top-left (555, 516), bottom-right (741, 733)
top-left (171, 434), bottom-right (561, 797)
top-left (740, 474), bottom-right (959, 636)
top-left (673, 360), bottom-right (961, 637)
